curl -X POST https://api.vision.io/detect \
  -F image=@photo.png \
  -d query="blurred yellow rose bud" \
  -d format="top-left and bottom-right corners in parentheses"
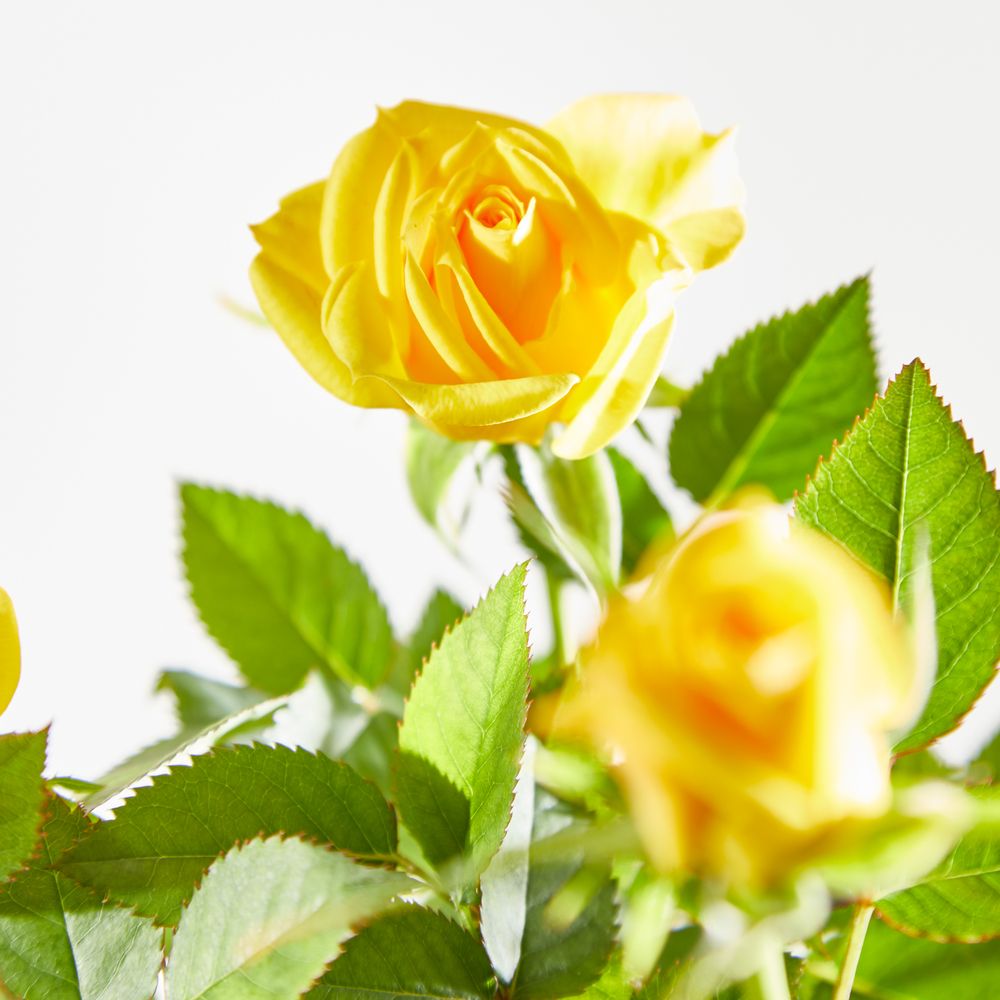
top-left (557, 505), bottom-right (916, 886)
top-left (0, 587), bottom-right (20, 716)
top-left (250, 96), bottom-right (743, 458)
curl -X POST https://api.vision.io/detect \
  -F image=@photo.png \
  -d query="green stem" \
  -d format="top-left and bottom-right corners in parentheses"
top-left (756, 944), bottom-right (792, 1000)
top-left (833, 903), bottom-right (874, 1000)
top-left (547, 572), bottom-right (566, 666)
top-left (646, 375), bottom-right (691, 408)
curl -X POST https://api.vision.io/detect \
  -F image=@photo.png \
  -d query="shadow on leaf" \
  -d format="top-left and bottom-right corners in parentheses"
top-left (394, 751), bottom-right (470, 867)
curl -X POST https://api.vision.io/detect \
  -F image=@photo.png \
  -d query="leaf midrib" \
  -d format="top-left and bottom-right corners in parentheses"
top-left (182, 876), bottom-right (406, 1000)
top-left (890, 367), bottom-right (917, 611)
top-left (50, 870), bottom-right (84, 996)
top-left (187, 503), bottom-right (332, 676)
top-left (706, 283), bottom-right (863, 504)
top-left (890, 863), bottom-right (1000, 887)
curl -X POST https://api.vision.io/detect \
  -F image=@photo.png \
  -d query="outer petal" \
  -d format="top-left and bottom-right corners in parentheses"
top-left (658, 129), bottom-right (746, 270)
top-left (424, 407), bottom-right (561, 447)
top-left (361, 372), bottom-right (578, 428)
top-left (251, 183), bottom-right (399, 406)
top-left (665, 205), bottom-right (746, 271)
top-left (320, 114), bottom-right (402, 277)
top-left (250, 181), bottom-right (328, 294)
top-left (322, 261), bottom-right (407, 380)
top-left (0, 587), bottom-right (20, 716)
top-left (551, 231), bottom-right (688, 460)
top-left (384, 102), bottom-right (566, 167)
top-left (249, 255), bottom-right (399, 408)
top-left (548, 94), bottom-right (745, 271)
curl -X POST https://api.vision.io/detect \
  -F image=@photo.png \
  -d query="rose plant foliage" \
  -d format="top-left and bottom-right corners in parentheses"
top-left (1, 95), bottom-right (999, 1000)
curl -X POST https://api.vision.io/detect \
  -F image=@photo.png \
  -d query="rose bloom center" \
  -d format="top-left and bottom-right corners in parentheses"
top-left (466, 184), bottom-right (525, 230)
top-left (452, 183), bottom-right (559, 346)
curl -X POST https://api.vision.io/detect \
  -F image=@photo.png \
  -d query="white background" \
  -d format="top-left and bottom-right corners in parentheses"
top-left (2, 2), bottom-right (998, 777)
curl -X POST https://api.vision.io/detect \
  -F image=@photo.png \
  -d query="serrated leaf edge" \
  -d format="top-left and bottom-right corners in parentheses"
top-left (306, 900), bottom-right (495, 996)
top-left (672, 274), bottom-right (876, 502)
top-left (794, 358), bottom-right (1000, 752)
top-left (395, 565), bottom-right (532, 878)
top-left (61, 743), bottom-right (399, 927)
top-left (0, 728), bottom-right (51, 883)
top-left (178, 480), bottom-right (394, 690)
top-left (874, 903), bottom-right (1000, 946)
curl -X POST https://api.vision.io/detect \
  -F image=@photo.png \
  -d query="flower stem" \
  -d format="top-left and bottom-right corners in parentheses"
top-left (547, 572), bottom-right (566, 666)
top-left (756, 944), bottom-right (792, 1000)
top-left (833, 902), bottom-right (874, 1000)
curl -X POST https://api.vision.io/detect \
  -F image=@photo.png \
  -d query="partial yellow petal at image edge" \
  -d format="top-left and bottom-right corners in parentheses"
top-left (0, 588), bottom-right (20, 716)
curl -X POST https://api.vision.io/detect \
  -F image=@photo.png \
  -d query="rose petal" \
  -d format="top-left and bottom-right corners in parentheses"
top-left (362, 372), bottom-right (579, 428)
top-left (249, 255), bottom-right (398, 407)
top-left (548, 94), bottom-right (745, 271)
top-left (497, 139), bottom-right (619, 284)
top-left (552, 272), bottom-right (682, 459)
top-left (250, 181), bottom-right (328, 293)
top-left (321, 113), bottom-right (402, 276)
top-left (435, 223), bottom-right (543, 377)
top-left (323, 103), bottom-right (565, 276)
top-left (322, 261), bottom-right (407, 380)
top-left (0, 588), bottom-right (20, 717)
top-left (403, 251), bottom-right (496, 381)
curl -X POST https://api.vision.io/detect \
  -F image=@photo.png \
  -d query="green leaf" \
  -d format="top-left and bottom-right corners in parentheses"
top-left (891, 750), bottom-right (954, 783)
top-left (512, 791), bottom-right (618, 1000)
top-left (157, 668), bottom-right (267, 730)
top-left (972, 729), bottom-right (1000, 781)
top-left (645, 375), bottom-right (690, 409)
top-left (597, 954), bottom-right (747, 1000)
top-left (639, 929), bottom-right (703, 1000)
top-left (181, 484), bottom-right (393, 691)
top-left (396, 565), bottom-right (529, 875)
top-left (387, 589), bottom-right (465, 696)
top-left (608, 449), bottom-right (673, 575)
top-left (481, 739), bottom-right (537, 982)
top-left (260, 672), bottom-right (399, 797)
top-left (515, 444), bottom-right (622, 592)
top-left (342, 712), bottom-right (398, 796)
top-left (0, 730), bottom-right (47, 881)
top-left (405, 419), bottom-right (477, 531)
top-left (801, 917), bottom-right (1000, 998)
top-left (408, 591), bottom-right (466, 663)
top-left (795, 361), bottom-right (1000, 750)
top-left (0, 796), bottom-right (162, 1000)
top-left (875, 786), bottom-right (1000, 941)
top-left (48, 775), bottom-right (104, 797)
top-left (621, 870), bottom-right (676, 986)
top-left (814, 783), bottom-right (972, 903)
top-left (307, 905), bottom-right (495, 999)
top-left (560, 947), bottom-right (741, 1000)
top-left (166, 836), bottom-right (410, 1000)
top-left (503, 478), bottom-right (577, 582)
top-left (63, 744), bottom-right (396, 926)
top-left (562, 956), bottom-right (631, 1000)
top-left (501, 449), bottom-right (609, 595)
top-left (499, 447), bottom-right (570, 582)
top-left (82, 692), bottom-right (285, 811)
top-left (670, 276), bottom-right (877, 503)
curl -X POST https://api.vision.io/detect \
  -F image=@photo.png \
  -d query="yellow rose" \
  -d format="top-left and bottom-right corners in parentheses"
top-left (250, 96), bottom-right (743, 458)
top-left (557, 505), bottom-right (916, 886)
top-left (0, 587), bottom-right (20, 716)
